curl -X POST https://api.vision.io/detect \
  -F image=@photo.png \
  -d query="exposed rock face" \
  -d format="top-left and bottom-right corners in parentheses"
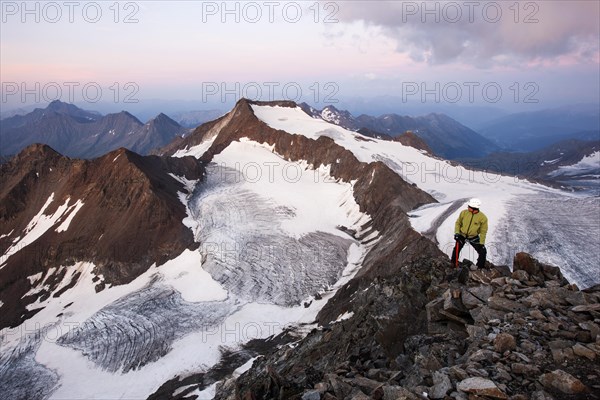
top-left (393, 131), bottom-right (432, 154)
top-left (0, 143), bottom-right (204, 329)
top-left (215, 254), bottom-right (600, 400)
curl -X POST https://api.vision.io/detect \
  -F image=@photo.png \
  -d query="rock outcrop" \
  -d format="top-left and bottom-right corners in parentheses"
top-left (214, 254), bottom-right (600, 400)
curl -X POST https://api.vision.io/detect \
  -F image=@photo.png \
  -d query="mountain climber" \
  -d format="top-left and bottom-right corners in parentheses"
top-left (451, 198), bottom-right (488, 269)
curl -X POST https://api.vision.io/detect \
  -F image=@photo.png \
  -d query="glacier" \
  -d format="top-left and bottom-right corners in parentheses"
top-left (0, 137), bottom-right (376, 400)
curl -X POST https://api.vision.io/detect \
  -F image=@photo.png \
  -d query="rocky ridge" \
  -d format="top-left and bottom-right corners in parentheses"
top-left (214, 253), bottom-right (600, 400)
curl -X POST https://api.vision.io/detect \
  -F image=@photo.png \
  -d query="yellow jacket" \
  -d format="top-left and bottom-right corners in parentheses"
top-left (455, 209), bottom-right (488, 244)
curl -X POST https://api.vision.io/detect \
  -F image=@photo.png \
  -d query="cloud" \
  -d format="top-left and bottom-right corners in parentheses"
top-left (331, 0), bottom-right (600, 67)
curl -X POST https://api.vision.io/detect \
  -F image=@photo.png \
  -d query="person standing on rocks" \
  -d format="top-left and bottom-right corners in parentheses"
top-left (451, 198), bottom-right (488, 269)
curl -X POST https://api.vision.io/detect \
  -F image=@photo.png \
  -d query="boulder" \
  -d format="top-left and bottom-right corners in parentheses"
top-left (511, 269), bottom-right (530, 282)
top-left (352, 376), bottom-right (380, 395)
top-left (572, 343), bottom-right (596, 360)
top-left (513, 253), bottom-right (569, 285)
top-left (462, 285), bottom-right (493, 309)
top-left (489, 296), bottom-right (525, 313)
top-left (325, 374), bottom-right (352, 399)
top-left (457, 377), bottom-right (508, 399)
top-left (430, 371), bottom-right (452, 399)
top-left (372, 385), bottom-right (420, 400)
top-left (513, 253), bottom-right (540, 276)
top-left (302, 390), bottom-right (321, 400)
top-left (539, 369), bottom-right (588, 394)
top-left (511, 362), bottom-right (540, 376)
top-left (494, 333), bottom-right (517, 353)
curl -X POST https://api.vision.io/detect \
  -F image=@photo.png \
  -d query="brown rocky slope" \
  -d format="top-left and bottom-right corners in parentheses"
top-left (214, 254), bottom-right (600, 400)
top-left (0, 143), bottom-right (204, 329)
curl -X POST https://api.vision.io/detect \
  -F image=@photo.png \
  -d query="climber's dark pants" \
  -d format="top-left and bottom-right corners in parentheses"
top-left (451, 239), bottom-right (487, 268)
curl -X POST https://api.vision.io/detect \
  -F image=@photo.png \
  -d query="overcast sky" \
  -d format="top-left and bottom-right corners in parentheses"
top-left (1, 1), bottom-right (598, 112)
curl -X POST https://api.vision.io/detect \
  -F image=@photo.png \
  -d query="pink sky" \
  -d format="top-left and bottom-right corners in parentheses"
top-left (1, 1), bottom-right (598, 109)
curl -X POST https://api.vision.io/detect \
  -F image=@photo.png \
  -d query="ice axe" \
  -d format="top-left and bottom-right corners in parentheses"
top-left (454, 240), bottom-right (460, 269)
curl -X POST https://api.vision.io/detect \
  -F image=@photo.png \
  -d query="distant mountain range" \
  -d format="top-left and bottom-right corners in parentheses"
top-left (478, 104), bottom-right (600, 152)
top-left (458, 138), bottom-right (600, 191)
top-left (300, 104), bottom-right (499, 159)
top-left (169, 109), bottom-right (224, 128)
top-left (2, 100), bottom-right (598, 164)
top-left (0, 100), bottom-right (189, 158)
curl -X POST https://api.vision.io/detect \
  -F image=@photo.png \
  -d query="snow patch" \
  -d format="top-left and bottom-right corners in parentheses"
top-left (234, 357), bottom-right (258, 377)
top-left (334, 311), bottom-right (354, 323)
top-left (159, 249), bottom-right (228, 303)
top-left (27, 272), bottom-right (43, 285)
top-left (189, 382), bottom-right (217, 399)
top-left (2, 194), bottom-right (73, 267)
top-left (55, 199), bottom-right (85, 233)
top-left (173, 140), bottom-right (214, 158)
top-left (169, 173), bottom-right (197, 194)
top-left (549, 151), bottom-right (600, 177)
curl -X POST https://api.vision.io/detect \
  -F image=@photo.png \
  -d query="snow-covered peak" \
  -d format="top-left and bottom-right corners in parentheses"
top-left (320, 106), bottom-right (342, 124)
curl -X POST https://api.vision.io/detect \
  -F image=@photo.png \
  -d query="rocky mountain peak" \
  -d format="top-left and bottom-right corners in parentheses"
top-left (0, 144), bottom-right (205, 329)
top-left (45, 100), bottom-right (76, 113)
top-left (14, 142), bottom-right (63, 160)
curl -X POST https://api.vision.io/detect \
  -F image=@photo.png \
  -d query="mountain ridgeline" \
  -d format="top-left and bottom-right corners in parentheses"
top-left (0, 100), bottom-right (189, 159)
